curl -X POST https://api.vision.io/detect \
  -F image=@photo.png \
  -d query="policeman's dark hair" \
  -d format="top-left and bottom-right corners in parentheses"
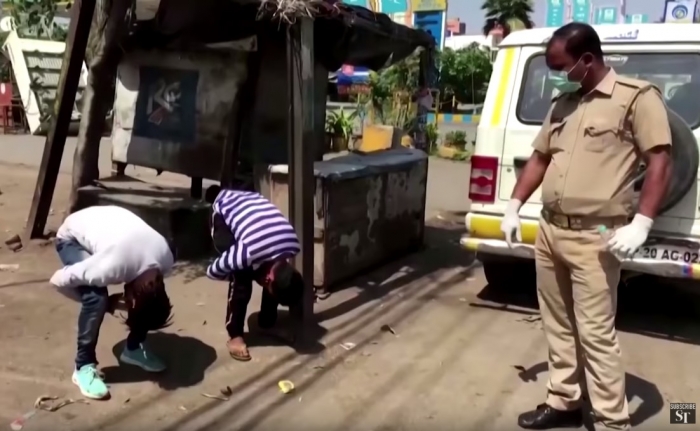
top-left (270, 260), bottom-right (304, 307)
top-left (548, 22), bottom-right (604, 61)
top-left (124, 275), bottom-right (173, 332)
top-left (205, 184), bottom-right (222, 205)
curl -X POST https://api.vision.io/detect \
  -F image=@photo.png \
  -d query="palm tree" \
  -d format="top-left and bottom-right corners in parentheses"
top-left (482, 0), bottom-right (534, 37)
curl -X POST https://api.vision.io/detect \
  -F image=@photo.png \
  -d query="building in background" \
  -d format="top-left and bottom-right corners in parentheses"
top-left (544, 0), bottom-right (671, 26)
top-left (446, 18), bottom-right (466, 36)
top-left (334, 0), bottom-right (448, 92)
top-left (411, 0), bottom-right (448, 50)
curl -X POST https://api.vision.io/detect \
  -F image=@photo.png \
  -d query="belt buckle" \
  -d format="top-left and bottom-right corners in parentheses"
top-left (552, 213), bottom-right (569, 228)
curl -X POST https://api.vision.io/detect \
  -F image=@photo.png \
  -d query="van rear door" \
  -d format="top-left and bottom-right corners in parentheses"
top-left (497, 46), bottom-right (547, 220)
top-left (498, 46), bottom-right (700, 223)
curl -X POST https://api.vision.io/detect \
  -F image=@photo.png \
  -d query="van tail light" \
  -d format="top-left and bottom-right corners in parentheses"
top-left (469, 155), bottom-right (499, 203)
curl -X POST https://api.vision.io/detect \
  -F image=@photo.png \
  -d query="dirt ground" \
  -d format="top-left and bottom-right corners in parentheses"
top-left (0, 144), bottom-right (700, 431)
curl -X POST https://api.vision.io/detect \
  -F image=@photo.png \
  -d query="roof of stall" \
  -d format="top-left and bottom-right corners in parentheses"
top-left (129, 0), bottom-right (435, 72)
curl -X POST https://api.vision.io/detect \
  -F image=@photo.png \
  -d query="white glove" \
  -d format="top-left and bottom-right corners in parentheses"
top-left (607, 214), bottom-right (654, 259)
top-left (500, 199), bottom-right (523, 248)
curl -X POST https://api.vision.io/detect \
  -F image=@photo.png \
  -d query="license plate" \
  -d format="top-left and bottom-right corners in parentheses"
top-left (636, 245), bottom-right (700, 263)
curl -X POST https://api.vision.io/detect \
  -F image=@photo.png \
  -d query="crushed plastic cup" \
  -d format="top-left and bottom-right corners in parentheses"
top-left (278, 380), bottom-right (295, 394)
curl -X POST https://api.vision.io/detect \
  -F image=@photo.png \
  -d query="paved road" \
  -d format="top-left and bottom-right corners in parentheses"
top-left (1, 134), bottom-right (699, 431)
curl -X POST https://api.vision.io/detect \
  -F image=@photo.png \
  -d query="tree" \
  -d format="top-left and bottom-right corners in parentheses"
top-left (368, 44), bottom-right (493, 116)
top-left (482, 0), bottom-right (534, 37)
top-left (69, 0), bottom-right (133, 212)
top-left (437, 45), bottom-right (492, 110)
top-left (367, 51), bottom-right (421, 124)
top-left (7, 0), bottom-right (67, 41)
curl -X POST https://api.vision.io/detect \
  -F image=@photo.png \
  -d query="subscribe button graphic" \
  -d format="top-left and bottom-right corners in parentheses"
top-left (670, 403), bottom-right (696, 424)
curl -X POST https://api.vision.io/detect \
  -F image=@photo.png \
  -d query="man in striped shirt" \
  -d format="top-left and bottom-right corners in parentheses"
top-left (205, 185), bottom-right (304, 361)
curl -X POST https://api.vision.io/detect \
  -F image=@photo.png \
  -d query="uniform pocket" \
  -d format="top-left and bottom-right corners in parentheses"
top-left (548, 121), bottom-right (567, 152)
top-left (584, 119), bottom-right (620, 152)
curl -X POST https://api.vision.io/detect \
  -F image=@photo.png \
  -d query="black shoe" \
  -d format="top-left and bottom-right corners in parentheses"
top-left (518, 404), bottom-right (583, 429)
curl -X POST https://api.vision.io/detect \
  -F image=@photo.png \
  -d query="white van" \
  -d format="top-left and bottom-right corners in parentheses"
top-left (462, 24), bottom-right (700, 286)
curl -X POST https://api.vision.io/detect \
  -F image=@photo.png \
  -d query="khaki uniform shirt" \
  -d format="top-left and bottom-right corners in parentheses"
top-left (532, 69), bottom-right (672, 218)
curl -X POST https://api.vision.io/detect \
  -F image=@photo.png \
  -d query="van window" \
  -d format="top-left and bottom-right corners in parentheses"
top-left (517, 53), bottom-right (700, 128)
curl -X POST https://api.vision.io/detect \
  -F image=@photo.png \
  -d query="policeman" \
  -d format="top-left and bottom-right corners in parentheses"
top-left (500, 23), bottom-right (672, 431)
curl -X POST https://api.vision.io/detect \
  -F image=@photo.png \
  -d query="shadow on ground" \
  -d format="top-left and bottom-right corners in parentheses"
top-left (471, 263), bottom-right (699, 429)
top-left (472, 264), bottom-right (700, 347)
top-left (101, 332), bottom-right (217, 390)
top-left (245, 310), bottom-right (326, 355)
top-left (316, 220), bottom-right (474, 322)
top-left (78, 218), bottom-right (475, 431)
top-left (514, 362), bottom-right (664, 428)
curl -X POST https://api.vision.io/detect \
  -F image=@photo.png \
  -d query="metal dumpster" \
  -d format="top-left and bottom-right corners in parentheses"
top-left (255, 148), bottom-right (428, 291)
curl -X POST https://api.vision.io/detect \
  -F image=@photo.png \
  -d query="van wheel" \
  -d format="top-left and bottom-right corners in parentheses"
top-left (479, 253), bottom-right (536, 290)
top-left (633, 109), bottom-right (699, 212)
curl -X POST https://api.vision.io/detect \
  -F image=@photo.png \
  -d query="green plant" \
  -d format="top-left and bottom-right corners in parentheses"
top-left (326, 108), bottom-right (357, 140)
top-left (425, 122), bottom-right (439, 151)
top-left (482, 0), bottom-right (534, 37)
top-left (438, 46), bottom-right (493, 109)
top-left (444, 130), bottom-right (468, 150)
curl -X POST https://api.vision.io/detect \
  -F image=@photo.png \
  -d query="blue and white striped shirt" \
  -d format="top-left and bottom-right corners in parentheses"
top-left (206, 189), bottom-right (300, 280)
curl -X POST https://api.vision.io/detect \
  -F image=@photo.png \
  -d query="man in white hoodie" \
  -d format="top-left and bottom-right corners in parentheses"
top-left (50, 205), bottom-right (174, 400)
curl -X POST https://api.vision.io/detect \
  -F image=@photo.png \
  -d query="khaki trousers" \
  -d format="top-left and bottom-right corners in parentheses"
top-left (535, 217), bottom-right (630, 431)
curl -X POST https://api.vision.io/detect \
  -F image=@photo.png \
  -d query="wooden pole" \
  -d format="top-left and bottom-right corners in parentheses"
top-left (25, 0), bottom-right (96, 239)
top-left (287, 19), bottom-right (315, 322)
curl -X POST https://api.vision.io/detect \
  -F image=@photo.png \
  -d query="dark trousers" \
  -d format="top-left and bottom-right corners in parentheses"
top-left (56, 240), bottom-right (147, 369)
top-left (225, 268), bottom-right (279, 338)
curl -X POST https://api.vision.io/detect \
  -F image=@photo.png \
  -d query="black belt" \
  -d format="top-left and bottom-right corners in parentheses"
top-left (541, 209), bottom-right (629, 230)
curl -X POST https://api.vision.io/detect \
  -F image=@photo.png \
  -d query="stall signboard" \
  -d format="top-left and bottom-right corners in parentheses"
top-left (410, 0), bottom-right (446, 12)
top-left (413, 10), bottom-right (445, 49)
top-left (545, 0), bottom-right (565, 27)
top-left (342, 0), bottom-right (368, 7)
top-left (625, 13), bottom-right (650, 23)
top-left (572, 0), bottom-right (591, 23)
top-left (381, 0), bottom-right (408, 14)
top-left (594, 6), bottom-right (619, 24)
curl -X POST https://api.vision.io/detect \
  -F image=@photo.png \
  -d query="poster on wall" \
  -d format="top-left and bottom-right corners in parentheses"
top-left (380, 0), bottom-right (407, 14)
top-left (663, 0), bottom-right (698, 23)
top-left (572, 0), bottom-right (591, 23)
top-left (545, 0), bottom-right (565, 27)
top-left (133, 66), bottom-right (199, 143)
top-left (410, 0), bottom-right (446, 12)
top-left (594, 6), bottom-right (619, 24)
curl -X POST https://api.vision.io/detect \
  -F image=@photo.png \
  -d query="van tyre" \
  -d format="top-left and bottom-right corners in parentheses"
top-left (479, 253), bottom-right (536, 290)
top-left (634, 109), bottom-right (699, 213)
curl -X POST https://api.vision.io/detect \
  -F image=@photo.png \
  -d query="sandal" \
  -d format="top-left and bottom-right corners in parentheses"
top-left (226, 339), bottom-right (251, 362)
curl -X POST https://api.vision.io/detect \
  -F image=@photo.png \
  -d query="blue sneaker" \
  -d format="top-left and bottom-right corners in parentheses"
top-left (72, 364), bottom-right (109, 399)
top-left (119, 344), bottom-right (166, 373)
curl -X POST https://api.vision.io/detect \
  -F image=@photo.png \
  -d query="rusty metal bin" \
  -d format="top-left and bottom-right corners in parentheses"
top-left (255, 148), bottom-right (428, 291)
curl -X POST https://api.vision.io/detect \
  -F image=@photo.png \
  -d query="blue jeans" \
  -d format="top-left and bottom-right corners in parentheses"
top-left (56, 240), bottom-right (145, 369)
